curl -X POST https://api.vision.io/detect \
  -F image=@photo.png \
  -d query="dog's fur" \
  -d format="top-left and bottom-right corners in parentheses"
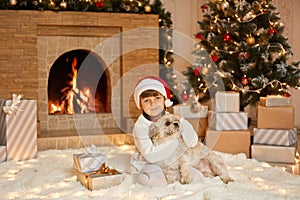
top-left (149, 114), bottom-right (233, 184)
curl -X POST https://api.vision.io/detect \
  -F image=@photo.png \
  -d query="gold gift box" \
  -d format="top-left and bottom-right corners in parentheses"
top-left (257, 105), bottom-right (294, 129)
top-left (205, 129), bottom-right (251, 158)
top-left (76, 164), bottom-right (125, 190)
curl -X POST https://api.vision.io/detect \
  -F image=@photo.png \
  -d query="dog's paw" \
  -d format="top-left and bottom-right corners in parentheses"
top-left (219, 174), bottom-right (234, 184)
top-left (180, 174), bottom-right (192, 184)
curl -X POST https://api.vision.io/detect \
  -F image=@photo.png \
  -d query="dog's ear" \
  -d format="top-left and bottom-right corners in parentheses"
top-left (148, 123), bottom-right (159, 139)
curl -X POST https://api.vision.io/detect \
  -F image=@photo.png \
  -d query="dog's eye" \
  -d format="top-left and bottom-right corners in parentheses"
top-left (165, 121), bottom-right (171, 126)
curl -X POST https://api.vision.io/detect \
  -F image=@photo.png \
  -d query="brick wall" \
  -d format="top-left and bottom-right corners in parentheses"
top-left (0, 10), bottom-right (159, 135)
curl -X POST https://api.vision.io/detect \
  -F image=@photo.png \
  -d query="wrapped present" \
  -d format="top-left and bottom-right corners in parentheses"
top-left (257, 105), bottom-right (294, 129)
top-left (253, 128), bottom-right (297, 146)
top-left (185, 118), bottom-right (208, 138)
top-left (0, 146), bottom-right (6, 162)
top-left (208, 111), bottom-right (248, 131)
top-left (251, 144), bottom-right (297, 164)
top-left (73, 145), bottom-right (107, 173)
top-left (205, 129), bottom-right (251, 158)
top-left (173, 104), bottom-right (208, 118)
top-left (0, 95), bottom-right (37, 161)
top-left (215, 91), bottom-right (240, 113)
top-left (76, 163), bottom-right (125, 190)
top-left (260, 95), bottom-right (291, 107)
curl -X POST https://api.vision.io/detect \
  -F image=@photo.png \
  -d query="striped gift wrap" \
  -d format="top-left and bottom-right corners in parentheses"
top-left (208, 111), bottom-right (248, 131)
top-left (73, 152), bottom-right (107, 173)
top-left (0, 146), bottom-right (6, 162)
top-left (0, 99), bottom-right (37, 161)
top-left (253, 128), bottom-right (297, 146)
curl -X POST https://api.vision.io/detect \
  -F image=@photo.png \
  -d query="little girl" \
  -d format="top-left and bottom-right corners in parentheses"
top-left (130, 76), bottom-right (205, 187)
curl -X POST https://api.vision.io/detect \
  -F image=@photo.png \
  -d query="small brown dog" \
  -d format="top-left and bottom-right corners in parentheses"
top-left (149, 114), bottom-right (233, 184)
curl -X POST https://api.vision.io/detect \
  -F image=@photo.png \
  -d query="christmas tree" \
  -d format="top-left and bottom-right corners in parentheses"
top-left (183, 0), bottom-right (300, 111)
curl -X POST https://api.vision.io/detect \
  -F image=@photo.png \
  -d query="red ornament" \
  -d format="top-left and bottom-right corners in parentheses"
top-left (285, 92), bottom-right (291, 97)
top-left (95, 0), bottom-right (105, 8)
top-left (181, 92), bottom-right (189, 102)
top-left (241, 76), bottom-right (250, 85)
top-left (195, 33), bottom-right (203, 40)
top-left (201, 4), bottom-right (208, 13)
top-left (268, 28), bottom-right (277, 35)
top-left (194, 69), bottom-right (199, 76)
top-left (211, 54), bottom-right (218, 62)
top-left (223, 33), bottom-right (231, 42)
top-left (238, 52), bottom-right (250, 59)
top-left (194, 65), bottom-right (203, 76)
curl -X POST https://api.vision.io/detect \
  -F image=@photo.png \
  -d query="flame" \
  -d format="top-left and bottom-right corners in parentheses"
top-left (48, 56), bottom-right (105, 115)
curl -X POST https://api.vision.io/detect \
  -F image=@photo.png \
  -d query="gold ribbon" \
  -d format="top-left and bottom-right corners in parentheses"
top-left (84, 163), bottom-right (118, 189)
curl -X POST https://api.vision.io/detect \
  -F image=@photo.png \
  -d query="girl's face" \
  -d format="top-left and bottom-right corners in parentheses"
top-left (140, 93), bottom-right (165, 118)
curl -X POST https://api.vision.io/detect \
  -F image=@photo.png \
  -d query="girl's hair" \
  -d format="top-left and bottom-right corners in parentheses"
top-left (140, 89), bottom-right (164, 99)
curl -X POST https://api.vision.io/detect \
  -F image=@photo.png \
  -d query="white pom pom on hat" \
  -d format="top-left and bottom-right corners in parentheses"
top-left (134, 76), bottom-right (173, 109)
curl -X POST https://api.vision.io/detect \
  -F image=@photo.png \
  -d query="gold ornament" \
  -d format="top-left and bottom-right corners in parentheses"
top-left (9, 0), bottom-right (17, 6)
top-left (144, 5), bottom-right (151, 13)
top-left (60, 0), bottom-right (67, 9)
top-left (220, 2), bottom-right (229, 11)
top-left (202, 67), bottom-right (209, 75)
top-left (246, 36), bottom-right (255, 45)
top-left (190, 101), bottom-right (202, 113)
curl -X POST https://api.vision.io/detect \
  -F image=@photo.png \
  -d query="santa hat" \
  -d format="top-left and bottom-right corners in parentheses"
top-left (134, 76), bottom-right (173, 109)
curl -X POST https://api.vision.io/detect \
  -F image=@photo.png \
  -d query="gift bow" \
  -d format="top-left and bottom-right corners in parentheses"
top-left (3, 94), bottom-right (23, 115)
top-left (85, 144), bottom-right (99, 154)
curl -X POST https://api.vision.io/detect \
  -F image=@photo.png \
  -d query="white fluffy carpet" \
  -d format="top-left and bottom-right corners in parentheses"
top-left (1, 145), bottom-right (300, 200)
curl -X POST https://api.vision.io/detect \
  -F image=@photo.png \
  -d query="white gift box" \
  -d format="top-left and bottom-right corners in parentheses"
top-left (251, 144), bottom-right (297, 164)
top-left (253, 128), bottom-right (297, 146)
top-left (76, 170), bottom-right (125, 190)
top-left (0, 98), bottom-right (37, 161)
top-left (208, 111), bottom-right (248, 131)
top-left (215, 91), bottom-right (240, 113)
top-left (0, 146), bottom-right (6, 162)
top-left (173, 105), bottom-right (208, 118)
top-left (260, 95), bottom-right (291, 107)
top-left (73, 151), bottom-right (107, 173)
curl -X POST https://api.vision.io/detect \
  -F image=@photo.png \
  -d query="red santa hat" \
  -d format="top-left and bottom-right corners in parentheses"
top-left (134, 76), bottom-right (173, 109)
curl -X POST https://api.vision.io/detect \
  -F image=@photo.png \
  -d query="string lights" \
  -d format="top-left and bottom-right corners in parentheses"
top-left (183, 0), bottom-right (300, 109)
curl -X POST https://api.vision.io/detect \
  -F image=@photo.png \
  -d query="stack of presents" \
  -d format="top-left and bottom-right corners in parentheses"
top-left (174, 91), bottom-right (298, 163)
top-left (0, 94), bottom-right (38, 163)
top-left (206, 91), bottom-right (251, 158)
top-left (252, 96), bottom-right (297, 163)
top-left (73, 145), bottom-right (125, 190)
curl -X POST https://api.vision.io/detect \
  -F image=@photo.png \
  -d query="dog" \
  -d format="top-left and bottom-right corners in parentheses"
top-left (149, 114), bottom-right (233, 184)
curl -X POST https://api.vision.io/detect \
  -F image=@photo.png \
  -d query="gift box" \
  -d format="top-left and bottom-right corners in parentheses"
top-left (205, 129), bottom-right (251, 158)
top-left (73, 146), bottom-right (107, 173)
top-left (186, 118), bottom-right (208, 138)
top-left (215, 91), bottom-right (240, 113)
top-left (257, 105), bottom-right (294, 129)
top-left (173, 105), bottom-right (208, 118)
top-left (0, 146), bottom-right (6, 162)
top-left (208, 111), bottom-right (248, 131)
top-left (253, 128), bottom-right (297, 146)
top-left (260, 95), bottom-right (291, 107)
top-left (76, 166), bottom-right (125, 190)
top-left (0, 95), bottom-right (37, 161)
top-left (251, 144), bottom-right (297, 163)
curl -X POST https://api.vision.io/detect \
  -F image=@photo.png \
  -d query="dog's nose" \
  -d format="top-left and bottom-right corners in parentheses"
top-left (173, 122), bottom-right (179, 127)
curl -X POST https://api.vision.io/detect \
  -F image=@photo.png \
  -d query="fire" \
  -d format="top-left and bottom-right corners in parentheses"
top-left (49, 57), bottom-right (97, 115)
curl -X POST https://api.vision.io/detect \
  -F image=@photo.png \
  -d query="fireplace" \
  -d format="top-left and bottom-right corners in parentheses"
top-left (0, 10), bottom-right (159, 142)
top-left (48, 49), bottom-right (111, 114)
